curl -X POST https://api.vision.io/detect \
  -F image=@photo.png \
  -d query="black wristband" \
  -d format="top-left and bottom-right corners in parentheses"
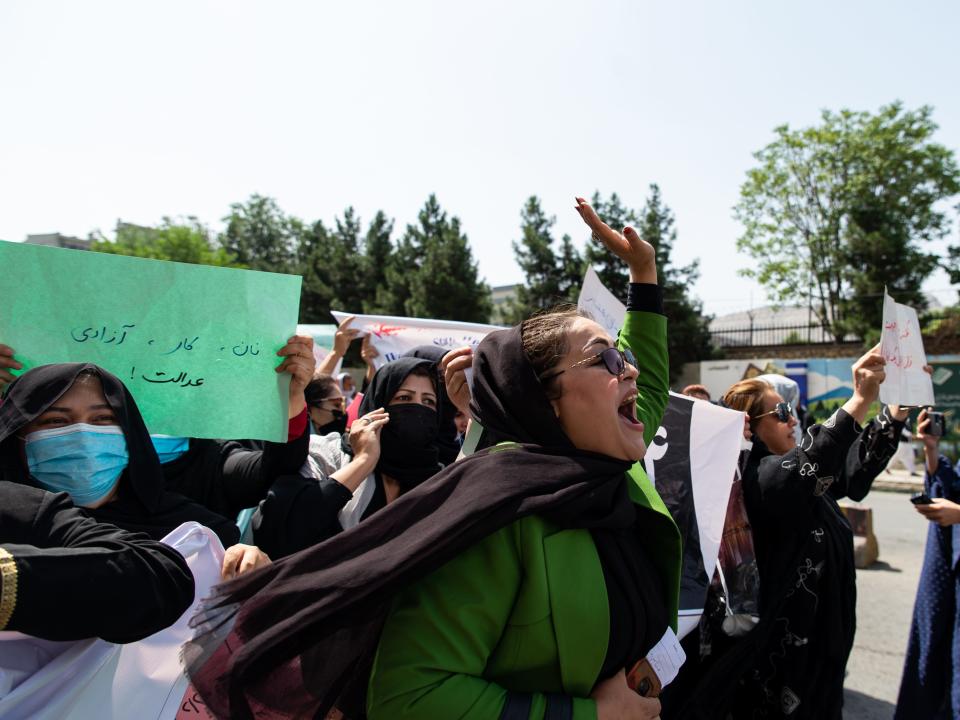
top-left (627, 282), bottom-right (664, 314)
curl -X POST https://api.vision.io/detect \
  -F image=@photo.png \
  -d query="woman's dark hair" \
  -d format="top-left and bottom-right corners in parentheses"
top-left (723, 378), bottom-right (773, 427)
top-left (304, 374), bottom-right (340, 408)
top-left (520, 304), bottom-right (591, 400)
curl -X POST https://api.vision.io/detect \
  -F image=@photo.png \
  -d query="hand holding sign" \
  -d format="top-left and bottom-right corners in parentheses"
top-left (275, 335), bottom-right (316, 419)
top-left (441, 347), bottom-right (474, 415)
top-left (575, 196), bottom-right (657, 284)
top-left (0, 343), bottom-right (22, 390)
top-left (333, 316), bottom-right (361, 356)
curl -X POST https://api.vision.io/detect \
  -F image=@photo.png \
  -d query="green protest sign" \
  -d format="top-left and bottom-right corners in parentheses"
top-left (0, 240), bottom-right (302, 441)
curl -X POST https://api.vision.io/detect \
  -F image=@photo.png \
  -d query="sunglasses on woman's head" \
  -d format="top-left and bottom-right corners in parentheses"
top-left (755, 401), bottom-right (793, 423)
top-left (540, 346), bottom-right (637, 380)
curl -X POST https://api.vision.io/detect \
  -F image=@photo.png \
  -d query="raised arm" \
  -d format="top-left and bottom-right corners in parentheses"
top-left (574, 198), bottom-right (667, 443)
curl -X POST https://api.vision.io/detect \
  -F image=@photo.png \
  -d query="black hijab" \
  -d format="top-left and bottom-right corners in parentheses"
top-left (353, 357), bottom-right (441, 488)
top-left (402, 345), bottom-right (461, 464)
top-left (183, 325), bottom-right (648, 719)
top-left (0, 363), bottom-right (240, 546)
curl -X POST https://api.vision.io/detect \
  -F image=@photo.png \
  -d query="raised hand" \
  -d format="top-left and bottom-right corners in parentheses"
top-left (276, 334), bottom-right (317, 418)
top-left (575, 197), bottom-right (657, 284)
top-left (333, 315), bottom-right (361, 357)
top-left (851, 344), bottom-right (886, 405)
top-left (441, 347), bottom-right (473, 415)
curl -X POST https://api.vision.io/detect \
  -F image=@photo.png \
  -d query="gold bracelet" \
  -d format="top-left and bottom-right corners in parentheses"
top-left (0, 548), bottom-right (18, 630)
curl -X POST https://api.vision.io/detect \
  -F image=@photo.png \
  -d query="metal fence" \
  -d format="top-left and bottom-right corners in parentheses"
top-left (709, 322), bottom-right (849, 347)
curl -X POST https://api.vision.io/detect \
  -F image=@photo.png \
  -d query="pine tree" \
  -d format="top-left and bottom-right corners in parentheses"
top-left (362, 211), bottom-right (396, 314)
top-left (298, 220), bottom-right (336, 323)
top-left (506, 197), bottom-right (562, 323)
top-left (402, 195), bottom-right (492, 322)
top-left (326, 206), bottom-right (367, 314)
top-left (556, 233), bottom-right (585, 304)
top-left (636, 184), bottom-right (713, 382)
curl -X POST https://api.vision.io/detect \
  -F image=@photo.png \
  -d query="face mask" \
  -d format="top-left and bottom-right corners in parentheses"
top-left (151, 434), bottom-right (190, 464)
top-left (24, 424), bottom-right (128, 507)
top-left (316, 410), bottom-right (348, 436)
top-left (378, 404), bottom-right (440, 492)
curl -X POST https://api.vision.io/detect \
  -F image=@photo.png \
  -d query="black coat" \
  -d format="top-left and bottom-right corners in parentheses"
top-left (679, 406), bottom-right (902, 720)
top-left (0, 481), bottom-right (195, 643)
top-left (162, 432), bottom-right (309, 522)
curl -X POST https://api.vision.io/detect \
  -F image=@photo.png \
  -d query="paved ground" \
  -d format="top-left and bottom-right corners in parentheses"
top-left (843, 487), bottom-right (929, 719)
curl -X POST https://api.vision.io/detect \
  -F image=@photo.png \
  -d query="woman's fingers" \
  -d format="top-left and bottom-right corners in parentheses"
top-left (575, 197), bottom-right (630, 256)
top-left (0, 344), bottom-right (22, 385)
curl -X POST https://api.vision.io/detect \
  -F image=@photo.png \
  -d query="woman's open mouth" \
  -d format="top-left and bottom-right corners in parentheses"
top-left (617, 393), bottom-right (644, 432)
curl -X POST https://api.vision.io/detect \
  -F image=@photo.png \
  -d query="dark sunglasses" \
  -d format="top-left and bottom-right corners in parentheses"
top-left (755, 401), bottom-right (793, 423)
top-left (540, 346), bottom-right (637, 380)
top-left (315, 396), bottom-right (346, 411)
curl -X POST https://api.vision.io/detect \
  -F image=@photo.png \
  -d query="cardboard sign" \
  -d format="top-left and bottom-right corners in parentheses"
top-left (0, 241), bottom-right (301, 441)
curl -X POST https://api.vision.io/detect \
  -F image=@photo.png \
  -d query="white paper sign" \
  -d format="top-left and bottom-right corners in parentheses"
top-left (0, 522), bottom-right (225, 720)
top-left (577, 267), bottom-right (627, 340)
top-left (645, 627), bottom-right (687, 688)
top-left (329, 311), bottom-right (503, 369)
top-left (879, 290), bottom-right (935, 407)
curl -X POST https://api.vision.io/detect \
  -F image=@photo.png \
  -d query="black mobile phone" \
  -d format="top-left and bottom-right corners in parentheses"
top-left (910, 492), bottom-right (933, 505)
top-left (928, 411), bottom-right (946, 438)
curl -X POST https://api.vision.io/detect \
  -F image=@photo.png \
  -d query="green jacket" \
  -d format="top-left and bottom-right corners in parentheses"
top-left (367, 311), bottom-right (681, 720)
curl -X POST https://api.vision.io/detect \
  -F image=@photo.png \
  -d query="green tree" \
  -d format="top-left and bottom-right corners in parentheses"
top-left (556, 233), bottom-right (585, 303)
top-left (90, 218), bottom-right (238, 266)
top-left (362, 211), bottom-right (396, 314)
top-left (944, 241), bottom-right (960, 302)
top-left (298, 220), bottom-right (336, 323)
top-left (584, 191), bottom-right (635, 300)
top-left (220, 194), bottom-right (299, 273)
top-left (636, 184), bottom-right (713, 381)
top-left (505, 196), bottom-right (563, 323)
top-left (326, 207), bottom-right (367, 314)
top-left (735, 102), bottom-right (960, 341)
top-left (399, 195), bottom-right (492, 322)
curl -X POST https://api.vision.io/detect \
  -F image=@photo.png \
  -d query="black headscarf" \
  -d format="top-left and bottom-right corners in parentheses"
top-left (183, 325), bottom-right (651, 719)
top-left (0, 363), bottom-right (240, 546)
top-left (402, 345), bottom-right (461, 464)
top-left (353, 357), bottom-right (441, 489)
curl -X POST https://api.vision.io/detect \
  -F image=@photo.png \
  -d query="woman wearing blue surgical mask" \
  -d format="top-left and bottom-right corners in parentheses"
top-left (0, 364), bottom-right (268, 574)
top-left (0, 336), bottom-right (314, 537)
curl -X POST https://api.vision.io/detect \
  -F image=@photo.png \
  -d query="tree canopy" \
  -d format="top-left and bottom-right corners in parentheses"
top-left (735, 102), bottom-right (960, 341)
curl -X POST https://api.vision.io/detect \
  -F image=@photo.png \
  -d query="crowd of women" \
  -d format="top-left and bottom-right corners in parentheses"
top-left (0, 197), bottom-right (957, 719)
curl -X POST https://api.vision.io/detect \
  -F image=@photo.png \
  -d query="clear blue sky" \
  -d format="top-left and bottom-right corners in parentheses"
top-left (2, 0), bottom-right (958, 315)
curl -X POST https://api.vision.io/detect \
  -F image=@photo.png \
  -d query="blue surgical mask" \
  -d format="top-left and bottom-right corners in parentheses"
top-left (151, 434), bottom-right (190, 464)
top-left (24, 424), bottom-right (128, 508)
